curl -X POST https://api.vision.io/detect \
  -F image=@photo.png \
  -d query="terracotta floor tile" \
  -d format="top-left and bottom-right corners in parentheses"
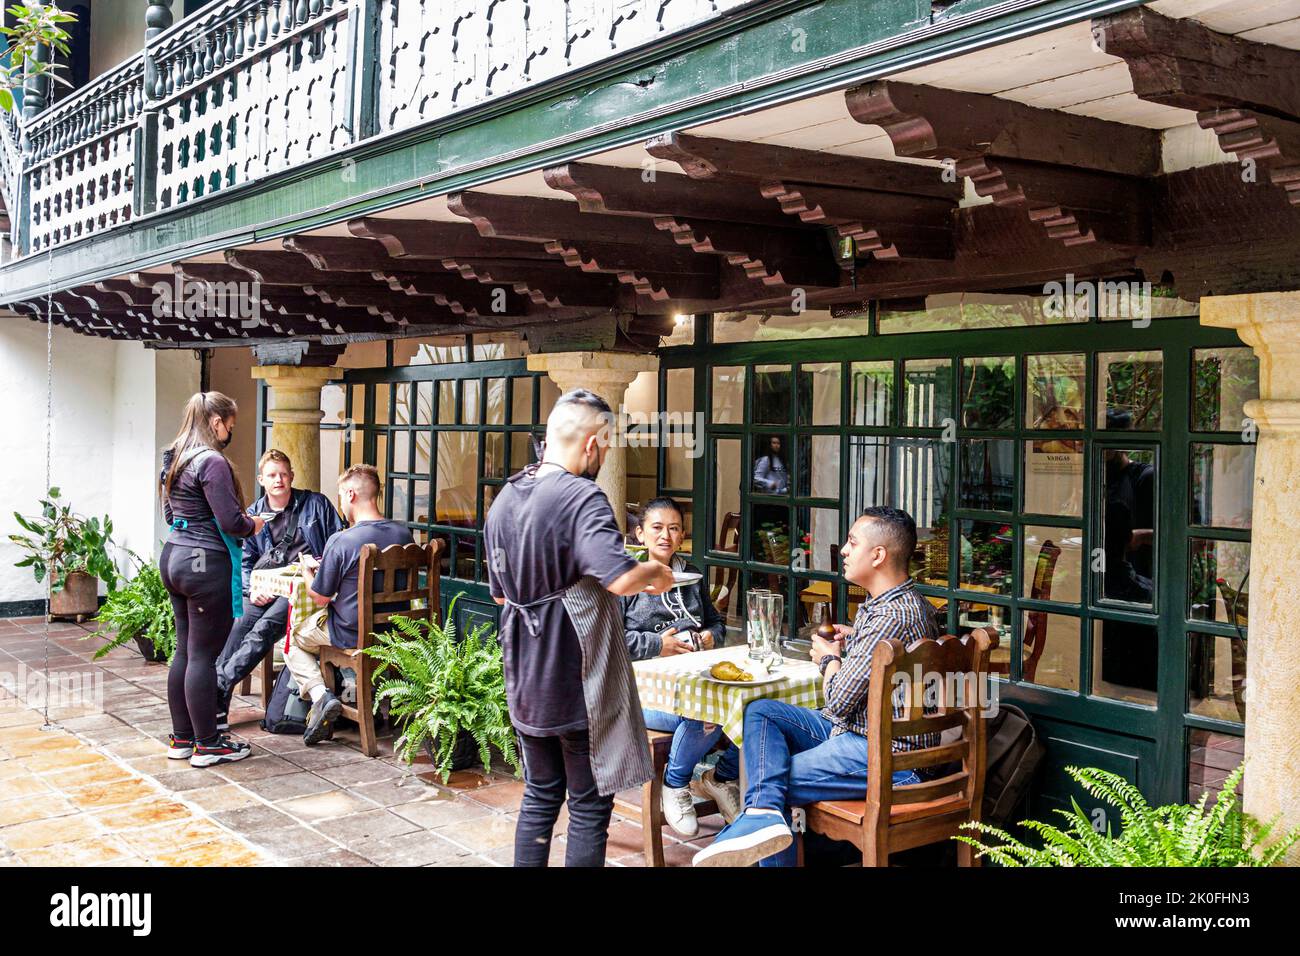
top-left (2, 813), bottom-right (101, 850)
top-left (116, 819), bottom-right (231, 856)
top-left (389, 794), bottom-right (492, 830)
top-left (353, 830), bottom-right (467, 866)
top-left (244, 771), bottom-right (337, 802)
top-left (66, 778), bottom-right (160, 810)
top-left (153, 841), bottom-right (265, 867)
top-left (315, 760), bottom-right (404, 787)
top-left (0, 793), bottom-right (77, 826)
top-left (239, 824), bottom-right (339, 861)
top-left (19, 747), bottom-right (105, 773)
top-left (18, 834), bottom-right (135, 866)
top-left (276, 789), bottom-right (377, 822)
top-left (92, 799), bottom-right (193, 830)
top-left (49, 759), bottom-right (135, 788)
top-left (106, 738), bottom-right (168, 759)
top-left (433, 814), bottom-right (519, 853)
top-left (315, 808), bottom-right (421, 843)
top-left (210, 804), bottom-right (299, 834)
top-left (603, 820), bottom-right (650, 859)
top-left (211, 754), bottom-right (301, 783)
top-left (348, 777), bottom-right (440, 808)
top-left (465, 780), bottom-right (526, 812)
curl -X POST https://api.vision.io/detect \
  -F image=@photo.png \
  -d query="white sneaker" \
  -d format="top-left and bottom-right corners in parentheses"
top-left (662, 783), bottom-right (699, 838)
top-left (697, 767), bottom-right (742, 824)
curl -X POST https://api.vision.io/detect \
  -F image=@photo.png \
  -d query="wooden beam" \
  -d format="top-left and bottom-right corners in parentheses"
top-left (347, 218), bottom-right (566, 261)
top-left (653, 216), bottom-right (840, 287)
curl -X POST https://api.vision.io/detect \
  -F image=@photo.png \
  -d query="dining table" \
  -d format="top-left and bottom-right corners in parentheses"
top-left (248, 565), bottom-right (318, 651)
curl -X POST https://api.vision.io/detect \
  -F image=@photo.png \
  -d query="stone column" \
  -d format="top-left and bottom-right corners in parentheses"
top-left (1202, 291), bottom-right (1300, 864)
top-left (250, 365), bottom-right (340, 493)
top-left (527, 351), bottom-right (659, 530)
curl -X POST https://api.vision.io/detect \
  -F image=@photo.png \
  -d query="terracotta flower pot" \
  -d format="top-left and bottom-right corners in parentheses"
top-left (49, 570), bottom-right (99, 622)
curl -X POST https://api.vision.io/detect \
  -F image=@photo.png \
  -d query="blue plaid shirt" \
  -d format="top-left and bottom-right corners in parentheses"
top-left (822, 579), bottom-right (940, 751)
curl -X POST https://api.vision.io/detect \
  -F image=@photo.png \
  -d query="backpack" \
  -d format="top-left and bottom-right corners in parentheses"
top-left (981, 702), bottom-right (1046, 828)
top-left (261, 666), bottom-right (311, 735)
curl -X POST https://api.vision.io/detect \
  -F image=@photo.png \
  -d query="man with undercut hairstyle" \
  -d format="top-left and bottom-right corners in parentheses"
top-left (485, 387), bottom-right (676, 867)
top-left (693, 506), bottom-right (941, 868)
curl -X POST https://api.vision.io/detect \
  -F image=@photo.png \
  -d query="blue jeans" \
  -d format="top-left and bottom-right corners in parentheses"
top-left (742, 698), bottom-right (920, 867)
top-left (642, 709), bottom-right (740, 789)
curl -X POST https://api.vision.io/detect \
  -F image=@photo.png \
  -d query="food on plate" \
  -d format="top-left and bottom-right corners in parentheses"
top-left (710, 660), bottom-right (753, 682)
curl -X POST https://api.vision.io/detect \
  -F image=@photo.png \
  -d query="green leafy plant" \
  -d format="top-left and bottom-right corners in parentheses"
top-left (9, 487), bottom-right (120, 593)
top-left (363, 600), bottom-right (520, 781)
top-left (87, 554), bottom-right (175, 662)
top-left (956, 764), bottom-right (1300, 866)
top-left (0, 4), bottom-right (77, 112)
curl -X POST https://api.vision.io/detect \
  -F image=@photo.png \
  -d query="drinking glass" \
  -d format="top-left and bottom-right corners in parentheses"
top-left (763, 594), bottom-right (785, 669)
top-left (747, 589), bottom-right (772, 660)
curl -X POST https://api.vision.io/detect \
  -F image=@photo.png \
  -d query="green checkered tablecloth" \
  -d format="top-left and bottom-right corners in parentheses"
top-left (633, 646), bottom-right (824, 745)
top-left (249, 566), bottom-right (317, 648)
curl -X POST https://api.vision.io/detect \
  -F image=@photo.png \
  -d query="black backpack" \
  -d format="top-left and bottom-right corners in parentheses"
top-left (981, 702), bottom-right (1045, 828)
top-left (261, 666), bottom-right (311, 735)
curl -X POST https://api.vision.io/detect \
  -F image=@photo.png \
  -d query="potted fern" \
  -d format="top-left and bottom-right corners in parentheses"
top-left (364, 601), bottom-right (520, 781)
top-left (9, 487), bottom-right (120, 622)
top-left (87, 556), bottom-right (175, 664)
top-left (956, 763), bottom-right (1300, 866)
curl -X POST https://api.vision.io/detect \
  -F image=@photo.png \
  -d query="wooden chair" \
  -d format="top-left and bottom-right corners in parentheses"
top-left (1017, 539), bottom-right (1060, 682)
top-left (710, 511), bottom-right (741, 614)
top-left (317, 540), bottom-right (444, 757)
top-left (613, 731), bottom-right (724, 867)
top-left (237, 652), bottom-right (276, 709)
top-left (799, 628), bottom-right (992, 866)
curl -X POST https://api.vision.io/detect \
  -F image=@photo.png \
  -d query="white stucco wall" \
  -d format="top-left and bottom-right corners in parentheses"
top-left (0, 316), bottom-right (198, 606)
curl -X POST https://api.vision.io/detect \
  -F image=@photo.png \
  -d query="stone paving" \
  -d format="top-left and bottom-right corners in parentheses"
top-left (0, 616), bottom-right (715, 867)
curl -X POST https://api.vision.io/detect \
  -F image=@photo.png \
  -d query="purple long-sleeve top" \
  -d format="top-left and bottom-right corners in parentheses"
top-left (161, 448), bottom-right (256, 552)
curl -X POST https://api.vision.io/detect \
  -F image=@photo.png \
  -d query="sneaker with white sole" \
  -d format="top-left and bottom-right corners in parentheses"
top-left (167, 734), bottom-right (194, 759)
top-left (692, 809), bottom-right (791, 867)
top-left (662, 783), bottom-right (699, 838)
top-left (697, 767), bottom-right (742, 824)
top-left (303, 690), bottom-right (343, 746)
top-left (190, 735), bottom-right (251, 768)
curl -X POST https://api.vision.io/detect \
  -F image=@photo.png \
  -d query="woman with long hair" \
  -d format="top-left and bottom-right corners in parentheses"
top-left (158, 391), bottom-right (264, 767)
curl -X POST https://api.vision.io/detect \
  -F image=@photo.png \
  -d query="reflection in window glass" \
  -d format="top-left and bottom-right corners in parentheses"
top-left (711, 366), bottom-right (745, 424)
top-left (374, 384), bottom-right (390, 426)
top-left (1188, 633), bottom-right (1246, 724)
top-left (957, 601), bottom-right (1010, 645)
top-left (1098, 350), bottom-right (1163, 430)
top-left (714, 439), bottom-right (742, 554)
top-left (412, 480), bottom-right (431, 525)
top-left (472, 333), bottom-right (525, 360)
top-left (510, 377), bottom-right (534, 425)
top-left (390, 479), bottom-right (410, 523)
top-left (485, 378), bottom-right (506, 425)
top-left (1022, 526), bottom-right (1082, 604)
top-left (751, 434), bottom-right (790, 495)
top-left (484, 432), bottom-right (506, 479)
top-left (1098, 285), bottom-right (1198, 321)
top-left (1191, 443), bottom-right (1254, 529)
top-left (1023, 438), bottom-right (1083, 517)
top-left (878, 292), bottom-right (1072, 333)
top-left (752, 504), bottom-right (791, 567)
top-left (1189, 538), bottom-right (1250, 627)
top-left (509, 432), bottom-right (539, 473)
top-left (754, 365), bottom-right (792, 425)
top-left (960, 439), bottom-right (1014, 511)
top-left (797, 507), bottom-right (839, 574)
top-left (662, 313), bottom-right (695, 346)
top-left (1022, 611), bottom-right (1080, 690)
top-left (1092, 619), bottom-right (1158, 706)
top-left (710, 564), bottom-right (744, 635)
top-left (394, 383), bottom-right (412, 425)
top-left (1025, 353), bottom-right (1085, 431)
top-left (392, 430), bottom-right (411, 473)
top-left (414, 429), bottom-right (432, 477)
top-left (1099, 447), bottom-right (1157, 606)
top-left (848, 436), bottom-right (891, 518)
top-left (713, 309), bottom-right (871, 343)
top-left (1187, 729), bottom-right (1244, 804)
top-left (666, 368), bottom-right (694, 417)
top-left (892, 439), bottom-right (951, 582)
top-left (413, 382), bottom-right (433, 426)
top-left (799, 435), bottom-right (840, 499)
top-left (962, 357), bottom-right (1015, 430)
top-left (904, 358), bottom-right (953, 428)
top-left (959, 520), bottom-right (1013, 596)
top-left (461, 380), bottom-right (481, 425)
top-left (437, 380), bottom-right (455, 425)
top-left (851, 361), bottom-right (893, 427)
top-left (374, 433), bottom-right (388, 487)
top-left (436, 433), bottom-right (479, 526)
top-left (798, 363), bottom-right (841, 426)
top-left (1193, 347), bottom-right (1260, 433)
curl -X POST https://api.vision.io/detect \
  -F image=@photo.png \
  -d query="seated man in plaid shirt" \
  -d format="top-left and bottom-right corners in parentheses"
top-left (694, 506), bottom-right (940, 867)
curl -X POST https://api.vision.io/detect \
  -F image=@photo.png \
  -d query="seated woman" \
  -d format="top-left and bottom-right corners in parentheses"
top-left (622, 497), bottom-right (741, 837)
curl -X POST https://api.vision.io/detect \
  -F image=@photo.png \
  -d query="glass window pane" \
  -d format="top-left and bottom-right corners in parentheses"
top-left (851, 361), bottom-right (893, 427)
top-left (962, 356), bottom-right (1015, 430)
top-left (751, 434), bottom-right (790, 495)
top-left (960, 439), bottom-right (1014, 511)
top-left (798, 363), bottom-right (841, 426)
top-left (389, 479), bottom-right (411, 523)
top-left (795, 506), bottom-right (839, 574)
top-left (710, 565), bottom-right (744, 635)
top-left (1098, 284), bottom-right (1198, 321)
top-left (461, 380), bottom-right (481, 425)
top-left (482, 483), bottom-right (499, 520)
top-left (1098, 350), bottom-right (1164, 430)
top-left (1024, 438), bottom-right (1083, 517)
top-left (1092, 619), bottom-right (1158, 706)
top-left (879, 291), bottom-right (1075, 333)
top-left (666, 368), bottom-right (694, 418)
top-left (1193, 347), bottom-right (1260, 433)
top-left (754, 365), bottom-right (792, 425)
top-left (484, 432), bottom-right (506, 480)
top-left (413, 479), bottom-right (431, 525)
top-left (438, 380), bottom-right (455, 425)
top-left (414, 429), bottom-right (432, 477)
top-left (1188, 729), bottom-right (1244, 804)
top-left (1023, 526), bottom-right (1083, 605)
top-left (374, 433), bottom-right (388, 487)
top-left (1189, 538), bottom-right (1250, 627)
top-left (392, 429), bottom-right (411, 473)
top-left (394, 383), bottom-right (412, 425)
top-left (713, 439), bottom-right (742, 555)
top-left (891, 438), bottom-right (952, 582)
top-left (374, 383), bottom-right (391, 426)
top-left (798, 435), bottom-right (840, 499)
top-left (320, 428), bottom-right (345, 496)
top-left (903, 358), bottom-right (953, 428)
top-left (713, 309), bottom-right (870, 343)
top-left (1191, 443), bottom-right (1254, 529)
top-left (1188, 633), bottom-right (1246, 724)
top-left (662, 313), bottom-right (695, 346)
top-left (1026, 353), bottom-right (1085, 430)
top-left (510, 431), bottom-right (539, 472)
top-left (752, 504), bottom-right (791, 566)
top-left (711, 366), bottom-right (745, 424)
top-left (511, 377), bottom-right (534, 425)
top-left (485, 378), bottom-right (506, 425)
top-left (959, 519), bottom-right (1013, 596)
top-left (1099, 447), bottom-right (1158, 606)
top-left (436, 432), bottom-right (478, 526)
top-left (414, 382), bottom-right (433, 426)
top-left (665, 444), bottom-right (694, 490)
top-left (1023, 611), bottom-right (1080, 690)
top-left (453, 536), bottom-right (478, 579)
top-left (957, 601), bottom-right (1011, 642)
top-left (848, 435), bottom-right (891, 516)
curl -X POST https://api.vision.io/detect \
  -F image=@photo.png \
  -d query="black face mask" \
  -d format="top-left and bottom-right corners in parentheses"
top-left (219, 429), bottom-right (234, 450)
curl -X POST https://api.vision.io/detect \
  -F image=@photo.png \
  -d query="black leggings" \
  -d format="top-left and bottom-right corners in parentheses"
top-left (161, 543), bottom-right (234, 744)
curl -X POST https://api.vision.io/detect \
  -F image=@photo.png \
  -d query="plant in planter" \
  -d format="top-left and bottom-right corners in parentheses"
top-left (88, 555), bottom-right (175, 663)
top-left (956, 763), bottom-right (1300, 866)
top-left (364, 602), bottom-right (520, 781)
top-left (9, 487), bottom-right (120, 621)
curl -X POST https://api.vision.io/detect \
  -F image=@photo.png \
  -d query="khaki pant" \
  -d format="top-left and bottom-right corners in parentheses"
top-left (286, 608), bottom-right (332, 699)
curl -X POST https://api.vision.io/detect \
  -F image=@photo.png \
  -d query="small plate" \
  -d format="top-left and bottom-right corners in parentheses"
top-left (701, 664), bottom-right (783, 686)
top-left (672, 570), bottom-right (703, 587)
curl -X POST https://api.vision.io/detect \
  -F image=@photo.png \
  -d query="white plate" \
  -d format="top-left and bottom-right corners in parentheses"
top-left (672, 570), bottom-right (703, 587)
top-left (701, 664), bottom-right (783, 686)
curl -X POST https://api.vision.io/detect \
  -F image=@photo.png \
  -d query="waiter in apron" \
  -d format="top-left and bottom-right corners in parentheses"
top-left (485, 388), bottom-right (674, 867)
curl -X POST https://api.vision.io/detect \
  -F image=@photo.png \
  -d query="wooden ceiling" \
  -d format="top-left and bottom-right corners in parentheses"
top-left (14, 4), bottom-right (1300, 349)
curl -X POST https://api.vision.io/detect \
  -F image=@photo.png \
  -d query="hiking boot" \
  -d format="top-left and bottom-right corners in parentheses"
top-left (303, 690), bottom-right (342, 746)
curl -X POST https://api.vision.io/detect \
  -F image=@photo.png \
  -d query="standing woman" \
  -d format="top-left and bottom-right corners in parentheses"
top-left (159, 392), bottom-right (264, 767)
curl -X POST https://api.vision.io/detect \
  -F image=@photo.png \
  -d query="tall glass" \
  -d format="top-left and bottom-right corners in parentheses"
top-left (747, 589), bottom-right (771, 660)
top-left (763, 593), bottom-right (785, 668)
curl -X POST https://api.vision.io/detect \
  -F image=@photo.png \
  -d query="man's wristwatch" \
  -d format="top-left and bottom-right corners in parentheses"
top-left (818, 653), bottom-right (841, 675)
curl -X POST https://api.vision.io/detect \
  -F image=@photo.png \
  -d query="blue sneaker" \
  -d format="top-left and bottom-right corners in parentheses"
top-left (692, 809), bottom-right (791, 867)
